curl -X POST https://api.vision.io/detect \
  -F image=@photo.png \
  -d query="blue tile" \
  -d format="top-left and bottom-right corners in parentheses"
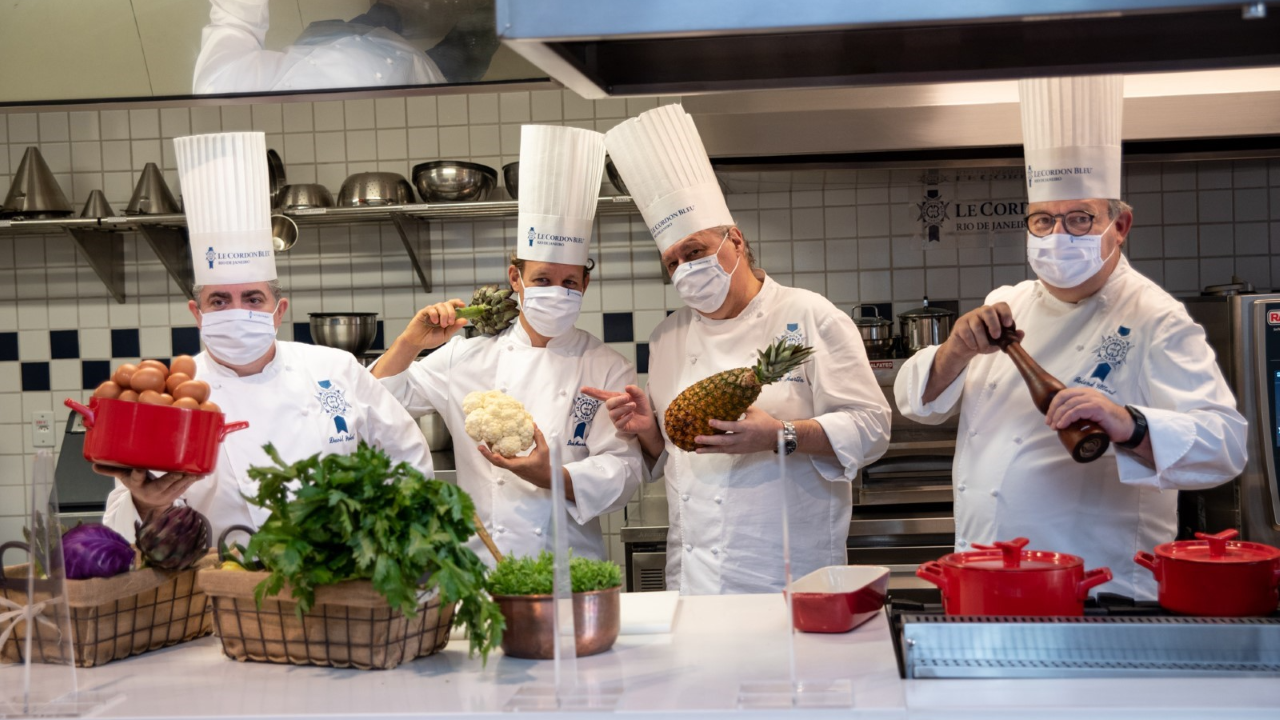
top-left (21, 362), bottom-right (50, 391)
top-left (603, 312), bottom-right (634, 343)
top-left (0, 332), bottom-right (17, 362)
top-left (171, 327), bottom-right (201, 356)
top-left (371, 321), bottom-right (385, 351)
top-left (635, 342), bottom-right (649, 375)
top-left (293, 322), bottom-right (314, 344)
top-left (50, 330), bottom-right (80, 359)
top-left (111, 328), bottom-right (140, 358)
top-left (81, 360), bottom-right (111, 390)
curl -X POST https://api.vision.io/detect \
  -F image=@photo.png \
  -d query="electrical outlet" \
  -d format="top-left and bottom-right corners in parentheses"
top-left (32, 411), bottom-right (56, 448)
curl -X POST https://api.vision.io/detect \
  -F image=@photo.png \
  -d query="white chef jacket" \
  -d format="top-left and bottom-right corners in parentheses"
top-left (647, 274), bottom-right (892, 595)
top-left (193, 0), bottom-right (444, 94)
top-left (104, 342), bottom-right (434, 544)
top-left (378, 322), bottom-right (644, 564)
top-left (895, 257), bottom-right (1247, 599)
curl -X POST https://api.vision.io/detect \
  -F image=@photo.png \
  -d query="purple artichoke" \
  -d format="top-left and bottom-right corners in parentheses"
top-left (135, 505), bottom-right (211, 571)
top-left (61, 524), bottom-right (134, 579)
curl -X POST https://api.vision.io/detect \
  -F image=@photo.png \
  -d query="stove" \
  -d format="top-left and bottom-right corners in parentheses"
top-left (888, 594), bottom-right (1280, 679)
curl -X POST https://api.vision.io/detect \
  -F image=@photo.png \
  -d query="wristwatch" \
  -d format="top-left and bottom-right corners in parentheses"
top-left (1117, 405), bottom-right (1148, 450)
top-left (774, 420), bottom-right (798, 456)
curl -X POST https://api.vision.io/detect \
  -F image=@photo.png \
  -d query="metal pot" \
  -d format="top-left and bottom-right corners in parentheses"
top-left (916, 537), bottom-right (1113, 616)
top-left (1135, 529), bottom-right (1280, 617)
top-left (336, 172), bottom-right (415, 207)
top-left (493, 586), bottom-right (620, 659)
top-left (412, 161), bottom-right (497, 203)
top-left (309, 313), bottom-right (378, 355)
top-left (850, 305), bottom-right (894, 358)
top-left (277, 183), bottom-right (333, 211)
top-left (502, 161), bottom-right (520, 200)
top-left (898, 297), bottom-right (954, 355)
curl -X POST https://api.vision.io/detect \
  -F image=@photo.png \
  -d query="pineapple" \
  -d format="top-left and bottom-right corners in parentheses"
top-left (664, 339), bottom-right (815, 452)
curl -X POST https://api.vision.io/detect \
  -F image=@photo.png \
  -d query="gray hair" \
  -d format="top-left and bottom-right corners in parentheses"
top-left (191, 279), bottom-right (284, 304)
top-left (710, 225), bottom-right (757, 269)
top-left (1107, 199), bottom-right (1133, 221)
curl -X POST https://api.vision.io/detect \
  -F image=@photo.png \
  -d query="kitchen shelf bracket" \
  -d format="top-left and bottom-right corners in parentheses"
top-left (64, 225), bottom-right (126, 304)
top-left (137, 224), bottom-right (195, 301)
top-left (389, 212), bottom-right (433, 294)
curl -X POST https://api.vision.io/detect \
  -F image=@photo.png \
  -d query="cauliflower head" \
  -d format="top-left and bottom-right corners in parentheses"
top-left (463, 390), bottom-right (535, 458)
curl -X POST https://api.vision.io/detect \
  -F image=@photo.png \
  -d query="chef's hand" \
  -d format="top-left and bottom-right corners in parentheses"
top-left (945, 302), bottom-right (1022, 362)
top-left (581, 385), bottom-right (665, 458)
top-left (695, 406), bottom-right (783, 455)
top-left (402, 299), bottom-right (467, 350)
top-left (92, 465), bottom-right (200, 521)
top-left (477, 427), bottom-right (577, 500)
top-left (1044, 387), bottom-right (1135, 440)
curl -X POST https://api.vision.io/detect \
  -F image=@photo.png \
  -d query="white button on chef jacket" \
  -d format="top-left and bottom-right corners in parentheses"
top-left (895, 257), bottom-right (1246, 599)
top-left (104, 342), bottom-right (433, 543)
top-left (648, 274), bottom-right (891, 595)
top-left (379, 321), bottom-right (644, 565)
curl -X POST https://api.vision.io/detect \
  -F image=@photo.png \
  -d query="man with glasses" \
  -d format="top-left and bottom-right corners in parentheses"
top-left (894, 76), bottom-right (1245, 600)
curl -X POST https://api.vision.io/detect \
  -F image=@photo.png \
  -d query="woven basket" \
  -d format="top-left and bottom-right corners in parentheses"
top-left (1, 549), bottom-right (214, 668)
top-left (197, 568), bottom-right (455, 670)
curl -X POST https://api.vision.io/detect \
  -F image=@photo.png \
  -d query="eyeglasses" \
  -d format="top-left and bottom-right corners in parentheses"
top-left (1024, 211), bottom-right (1098, 238)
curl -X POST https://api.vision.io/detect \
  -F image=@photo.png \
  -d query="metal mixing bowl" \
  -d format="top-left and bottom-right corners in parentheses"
top-left (502, 161), bottom-right (519, 200)
top-left (308, 313), bottom-right (378, 355)
top-left (277, 183), bottom-right (334, 211)
top-left (336, 173), bottom-right (415, 207)
top-left (412, 161), bottom-right (497, 202)
top-left (605, 156), bottom-right (628, 196)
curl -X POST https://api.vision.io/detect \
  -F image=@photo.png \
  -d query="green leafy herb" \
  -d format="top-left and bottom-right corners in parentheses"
top-left (487, 551), bottom-right (622, 596)
top-left (244, 441), bottom-right (504, 661)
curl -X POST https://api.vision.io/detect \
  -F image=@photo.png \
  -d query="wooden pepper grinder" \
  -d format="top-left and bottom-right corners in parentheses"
top-left (986, 320), bottom-right (1110, 463)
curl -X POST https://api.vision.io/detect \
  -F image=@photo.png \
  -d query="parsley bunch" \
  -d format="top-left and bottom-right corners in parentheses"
top-left (244, 442), bottom-right (504, 661)
top-left (487, 551), bottom-right (622, 596)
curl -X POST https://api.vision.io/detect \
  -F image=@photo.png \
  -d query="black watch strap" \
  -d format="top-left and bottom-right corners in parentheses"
top-left (1117, 405), bottom-right (1148, 449)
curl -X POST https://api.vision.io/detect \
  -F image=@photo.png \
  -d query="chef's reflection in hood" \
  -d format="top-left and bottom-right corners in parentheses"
top-left (894, 75), bottom-right (1247, 600)
top-left (592, 104), bottom-right (891, 595)
top-left (192, 0), bottom-right (500, 93)
top-left (372, 125), bottom-right (644, 565)
top-left (100, 132), bottom-right (433, 544)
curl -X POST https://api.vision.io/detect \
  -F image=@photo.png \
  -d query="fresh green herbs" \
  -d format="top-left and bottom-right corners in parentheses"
top-left (487, 551), bottom-right (623, 596)
top-left (244, 442), bottom-right (504, 661)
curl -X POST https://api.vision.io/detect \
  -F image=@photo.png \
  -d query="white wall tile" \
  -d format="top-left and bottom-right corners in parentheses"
top-left (858, 237), bottom-right (890, 269)
top-left (563, 90), bottom-right (593, 120)
top-left (377, 129), bottom-right (408, 160)
top-left (468, 95), bottom-right (499, 124)
top-left (1163, 191), bottom-right (1197, 224)
top-left (1162, 164), bottom-right (1196, 191)
top-left (1199, 224), bottom-right (1233, 256)
top-left (439, 126), bottom-right (469, 156)
top-left (438, 95), bottom-right (469, 126)
top-left (69, 111), bottom-right (99, 142)
top-left (1234, 188), bottom-right (1268, 222)
top-left (8, 113), bottom-right (38, 144)
top-left (530, 90), bottom-right (562, 122)
top-left (221, 105), bottom-right (251, 131)
top-left (1164, 258), bottom-right (1199, 292)
top-left (1127, 226), bottom-right (1162, 260)
top-left (859, 270), bottom-right (891, 301)
top-left (345, 99), bottom-right (375, 130)
top-left (791, 208), bottom-right (823, 240)
top-left (792, 240), bottom-right (826, 272)
top-left (346, 130), bottom-right (377, 162)
top-left (190, 106), bottom-right (222, 134)
top-left (314, 101), bottom-right (345, 132)
top-left (858, 205), bottom-right (890, 236)
top-left (283, 102), bottom-right (314, 133)
top-left (499, 92), bottom-right (531, 123)
top-left (39, 112), bottom-right (69, 142)
top-left (758, 210), bottom-right (791, 241)
top-left (407, 96), bottom-right (438, 126)
top-left (375, 97), bottom-right (406, 128)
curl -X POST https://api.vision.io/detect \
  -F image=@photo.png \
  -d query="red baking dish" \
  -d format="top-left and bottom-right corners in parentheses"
top-left (1135, 529), bottom-right (1280, 617)
top-left (788, 565), bottom-right (889, 633)
top-left (66, 398), bottom-right (248, 475)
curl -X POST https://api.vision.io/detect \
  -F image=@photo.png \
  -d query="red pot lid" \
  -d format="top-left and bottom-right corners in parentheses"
top-left (1156, 529), bottom-right (1280, 564)
top-left (941, 537), bottom-right (1084, 571)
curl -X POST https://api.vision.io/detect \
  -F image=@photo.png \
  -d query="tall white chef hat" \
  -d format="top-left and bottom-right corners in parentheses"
top-left (517, 125), bottom-right (606, 266)
top-left (605, 104), bottom-right (733, 254)
top-left (174, 132), bottom-right (276, 286)
top-left (1019, 75), bottom-right (1124, 203)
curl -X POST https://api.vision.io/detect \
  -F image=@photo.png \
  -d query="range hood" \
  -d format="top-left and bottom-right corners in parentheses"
top-left (495, 0), bottom-right (1280, 99)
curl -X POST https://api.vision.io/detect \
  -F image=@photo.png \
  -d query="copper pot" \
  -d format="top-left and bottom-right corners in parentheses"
top-left (493, 586), bottom-right (620, 659)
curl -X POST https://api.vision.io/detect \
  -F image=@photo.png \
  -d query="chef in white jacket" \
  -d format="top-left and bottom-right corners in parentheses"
top-left (594, 105), bottom-right (892, 594)
top-left (373, 125), bottom-right (643, 563)
top-left (894, 76), bottom-right (1247, 599)
top-left (101, 132), bottom-right (432, 543)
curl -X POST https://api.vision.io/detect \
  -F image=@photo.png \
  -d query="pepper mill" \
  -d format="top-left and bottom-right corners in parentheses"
top-left (986, 320), bottom-right (1110, 463)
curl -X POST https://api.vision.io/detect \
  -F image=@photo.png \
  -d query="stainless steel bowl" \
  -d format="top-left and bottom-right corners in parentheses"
top-left (493, 587), bottom-right (620, 660)
top-left (271, 215), bottom-right (298, 252)
top-left (605, 156), bottom-right (628, 196)
top-left (277, 183), bottom-right (334, 211)
top-left (502, 161), bottom-right (519, 200)
top-left (412, 161), bottom-right (497, 203)
top-left (336, 172), bottom-right (415, 207)
top-left (308, 313), bottom-right (378, 355)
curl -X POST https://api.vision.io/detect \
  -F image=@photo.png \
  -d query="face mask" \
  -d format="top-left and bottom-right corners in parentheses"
top-left (518, 273), bottom-right (583, 338)
top-left (199, 307), bottom-right (279, 365)
top-left (671, 232), bottom-right (740, 313)
top-left (1026, 222), bottom-right (1117, 289)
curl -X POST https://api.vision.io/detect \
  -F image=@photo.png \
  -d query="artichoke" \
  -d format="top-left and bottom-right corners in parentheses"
top-left (451, 284), bottom-right (520, 337)
top-left (135, 505), bottom-right (211, 571)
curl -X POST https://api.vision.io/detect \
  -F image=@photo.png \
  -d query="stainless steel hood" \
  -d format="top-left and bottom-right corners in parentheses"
top-left (496, 0), bottom-right (1280, 99)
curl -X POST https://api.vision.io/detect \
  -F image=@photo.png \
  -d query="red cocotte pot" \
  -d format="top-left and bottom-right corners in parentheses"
top-left (1135, 529), bottom-right (1280, 617)
top-left (916, 537), bottom-right (1113, 616)
top-left (66, 397), bottom-right (248, 475)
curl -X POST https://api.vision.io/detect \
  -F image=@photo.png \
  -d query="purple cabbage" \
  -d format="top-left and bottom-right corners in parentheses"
top-left (62, 524), bottom-right (134, 580)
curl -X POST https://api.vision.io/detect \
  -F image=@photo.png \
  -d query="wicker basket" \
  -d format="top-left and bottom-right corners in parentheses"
top-left (197, 568), bottom-right (455, 670)
top-left (1, 549), bottom-right (214, 668)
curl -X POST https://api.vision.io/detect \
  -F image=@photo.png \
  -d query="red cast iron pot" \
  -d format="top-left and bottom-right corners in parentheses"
top-left (1135, 529), bottom-right (1280, 617)
top-left (65, 397), bottom-right (248, 475)
top-left (916, 537), bottom-right (1113, 616)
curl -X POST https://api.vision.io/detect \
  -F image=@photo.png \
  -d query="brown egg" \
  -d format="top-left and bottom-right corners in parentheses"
top-left (172, 396), bottom-right (200, 410)
top-left (118, 389), bottom-right (139, 402)
top-left (112, 363), bottom-right (137, 388)
top-left (198, 401), bottom-right (221, 414)
top-left (173, 380), bottom-right (211, 404)
top-left (138, 390), bottom-right (170, 405)
top-left (170, 355), bottom-right (197, 379)
top-left (93, 381), bottom-right (123, 399)
top-left (130, 367), bottom-right (166, 394)
top-left (138, 359), bottom-right (169, 377)
top-left (165, 372), bottom-right (192, 394)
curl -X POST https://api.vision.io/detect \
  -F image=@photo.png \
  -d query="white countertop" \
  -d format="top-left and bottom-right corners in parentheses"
top-left (20, 594), bottom-right (1280, 720)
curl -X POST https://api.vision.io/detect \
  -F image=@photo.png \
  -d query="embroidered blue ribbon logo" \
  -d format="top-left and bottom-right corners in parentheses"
top-left (205, 247), bottom-right (216, 269)
top-left (316, 380), bottom-right (352, 438)
top-left (1089, 326), bottom-right (1132, 382)
top-left (568, 394), bottom-right (602, 447)
top-left (528, 226), bottom-right (535, 248)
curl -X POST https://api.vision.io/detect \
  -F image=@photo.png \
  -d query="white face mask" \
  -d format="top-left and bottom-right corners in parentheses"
top-left (671, 231), bottom-right (740, 313)
top-left (1026, 222), bottom-right (1117, 289)
top-left (199, 307), bottom-right (279, 365)
top-left (518, 272), bottom-right (583, 338)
